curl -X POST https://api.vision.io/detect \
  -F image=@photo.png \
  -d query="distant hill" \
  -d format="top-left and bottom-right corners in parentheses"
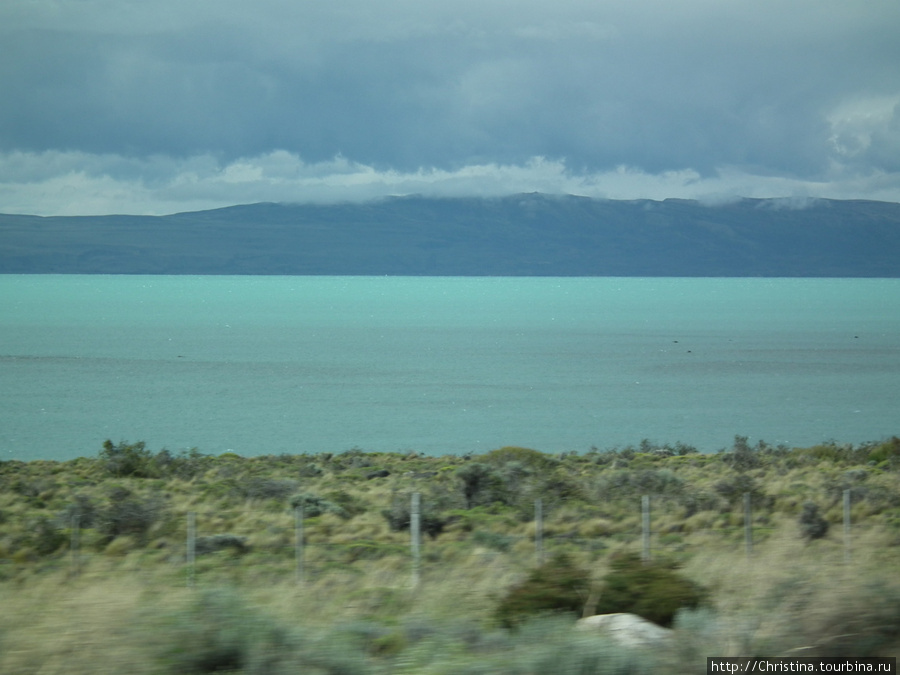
top-left (1, 194), bottom-right (899, 276)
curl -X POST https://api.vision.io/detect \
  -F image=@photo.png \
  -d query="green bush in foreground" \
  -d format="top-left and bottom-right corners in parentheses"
top-left (594, 552), bottom-right (707, 627)
top-left (149, 591), bottom-right (656, 675)
top-left (798, 502), bottom-right (829, 541)
top-left (493, 554), bottom-right (592, 628)
top-left (153, 589), bottom-right (304, 674)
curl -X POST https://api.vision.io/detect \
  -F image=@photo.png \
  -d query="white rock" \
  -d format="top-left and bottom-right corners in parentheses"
top-left (575, 613), bottom-right (673, 648)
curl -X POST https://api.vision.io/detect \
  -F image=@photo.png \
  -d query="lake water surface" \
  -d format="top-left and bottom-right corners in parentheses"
top-left (1, 275), bottom-right (898, 461)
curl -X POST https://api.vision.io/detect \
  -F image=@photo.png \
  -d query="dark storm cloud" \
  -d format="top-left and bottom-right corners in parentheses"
top-left (1, 0), bottom-right (899, 214)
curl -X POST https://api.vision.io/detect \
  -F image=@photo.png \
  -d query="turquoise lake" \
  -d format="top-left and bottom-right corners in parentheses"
top-left (1, 275), bottom-right (898, 461)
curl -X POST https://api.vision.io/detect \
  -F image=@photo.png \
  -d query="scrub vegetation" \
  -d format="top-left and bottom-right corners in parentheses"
top-left (2, 435), bottom-right (900, 672)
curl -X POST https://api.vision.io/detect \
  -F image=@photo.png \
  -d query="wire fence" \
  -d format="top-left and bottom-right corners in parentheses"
top-left (63, 490), bottom-right (855, 585)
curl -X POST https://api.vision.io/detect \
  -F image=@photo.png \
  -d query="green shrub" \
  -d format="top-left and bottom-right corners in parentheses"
top-left (594, 552), bottom-right (707, 627)
top-left (798, 502), bottom-right (829, 540)
top-left (195, 534), bottom-right (249, 556)
top-left (483, 446), bottom-right (554, 471)
top-left (714, 472), bottom-right (768, 508)
top-left (538, 468), bottom-right (587, 505)
top-left (442, 505), bottom-right (513, 533)
top-left (471, 529), bottom-right (516, 552)
top-left (153, 447), bottom-right (212, 480)
top-left (153, 588), bottom-right (302, 674)
top-left (27, 515), bottom-right (67, 556)
top-left (381, 494), bottom-right (447, 537)
top-left (457, 462), bottom-right (507, 509)
top-left (679, 490), bottom-right (723, 517)
top-left (61, 493), bottom-right (99, 528)
top-left (323, 489), bottom-right (369, 518)
top-left (96, 487), bottom-right (164, 545)
top-left (493, 553), bottom-right (592, 628)
top-left (757, 577), bottom-right (900, 657)
top-left (242, 478), bottom-right (298, 502)
top-left (10, 477), bottom-right (55, 500)
top-left (821, 470), bottom-right (886, 510)
top-left (798, 443), bottom-right (855, 464)
top-left (332, 540), bottom-right (405, 563)
top-left (498, 460), bottom-right (533, 494)
top-left (672, 441), bottom-right (699, 456)
top-left (810, 581), bottom-right (900, 657)
top-left (290, 492), bottom-right (347, 519)
top-left (596, 468), bottom-right (684, 503)
top-left (722, 435), bottom-right (762, 471)
top-left (99, 439), bottom-right (156, 478)
top-left (868, 437), bottom-right (900, 465)
top-left (335, 448), bottom-right (375, 469)
top-left (298, 463), bottom-right (324, 478)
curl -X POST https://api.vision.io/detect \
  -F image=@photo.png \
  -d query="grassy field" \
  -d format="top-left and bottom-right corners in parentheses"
top-left (1, 436), bottom-right (899, 673)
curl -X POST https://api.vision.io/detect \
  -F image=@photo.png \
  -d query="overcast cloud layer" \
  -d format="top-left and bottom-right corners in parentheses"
top-left (2, 0), bottom-right (899, 215)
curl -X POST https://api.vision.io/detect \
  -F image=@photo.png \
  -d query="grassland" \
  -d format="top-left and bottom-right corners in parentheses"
top-left (1, 436), bottom-right (900, 673)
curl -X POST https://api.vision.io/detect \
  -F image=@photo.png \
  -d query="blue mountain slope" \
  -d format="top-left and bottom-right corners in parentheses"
top-left (1, 194), bottom-right (899, 276)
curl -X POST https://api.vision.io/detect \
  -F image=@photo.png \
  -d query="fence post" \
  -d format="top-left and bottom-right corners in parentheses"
top-left (411, 492), bottom-right (421, 588)
top-left (641, 495), bottom-right (650, 563)
top-left (843, 488), bottom-right (851, 564)
top-left (295, 503), bottom-right (305, 584)
top-left (187, 511), bottom-right (196, 588)
top-left (744, 492), bottom-right (753, 558)
top-left (70, 510), bottom-right (81, 577)
top-left (535, 498), bottom-right (544, 566)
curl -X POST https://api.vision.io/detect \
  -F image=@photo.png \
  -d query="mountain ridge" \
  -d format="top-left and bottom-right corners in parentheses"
top-left (2, 194), bottom-right (899, 276)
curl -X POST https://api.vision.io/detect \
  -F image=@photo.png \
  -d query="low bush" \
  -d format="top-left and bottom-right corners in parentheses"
top-left (323, 489), bottom-right (368, 519)
top-left (152, 589), bottom-right (303, 674)
top-left (807, 581), bottom-right (900, 657)
top-left (679, 490), bottom-right (723, 518)
top-left (332, 540), bottom-right (406, 563)
top-left (298, 463), bottom-right (324, 478)
top-left (594, 468), bottom-right (685, 504)
top-left (722, 435), bottom-right (762, 471)
top-left (195, 534), bottom-right (249, 556)
top-left (868, 436), bottom-right (900, 465)
top-left (497, 460), bottom-right (533, 496)
top-left (714, 472), bottom-right (768, 508)
top-left (594, 552), bottom-right (707, 627)
top-left (457, 462), bottom-right (508, 509)
top-left (290, 492), bottom-right (347, 519)
top-left (241, 478), bottom-right (298, 502)
top-left (471, 529), bottom-right (516, 552)
top-left (483, 446), bottom-right (554, 471)
top-left (9, 477), bottom-right (57, 505)
top-left (381, 493), bottom-right (448, 537)
top-left (25, 516), bottom-right (67, 556)
top-left (493, 553), bottom-right (592, 628)
top-left (153, 447), bottom-right (212, 480)
top-left (99, 439), bottom-right (157, 478)
top-left (96, 487), bottom-right (165, 545)
top-left (538, 468), bottom-right (587, 506)
top-left (798, 502), bottom-right (829, 540)
top-left (797, 443), bottom-right (864, 464)
top-left (61, 494), bottom-right (99, 529)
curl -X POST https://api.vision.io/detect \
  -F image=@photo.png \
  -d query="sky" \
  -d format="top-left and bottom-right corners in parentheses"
top-left (1, 0), bottom-right (899, 216)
